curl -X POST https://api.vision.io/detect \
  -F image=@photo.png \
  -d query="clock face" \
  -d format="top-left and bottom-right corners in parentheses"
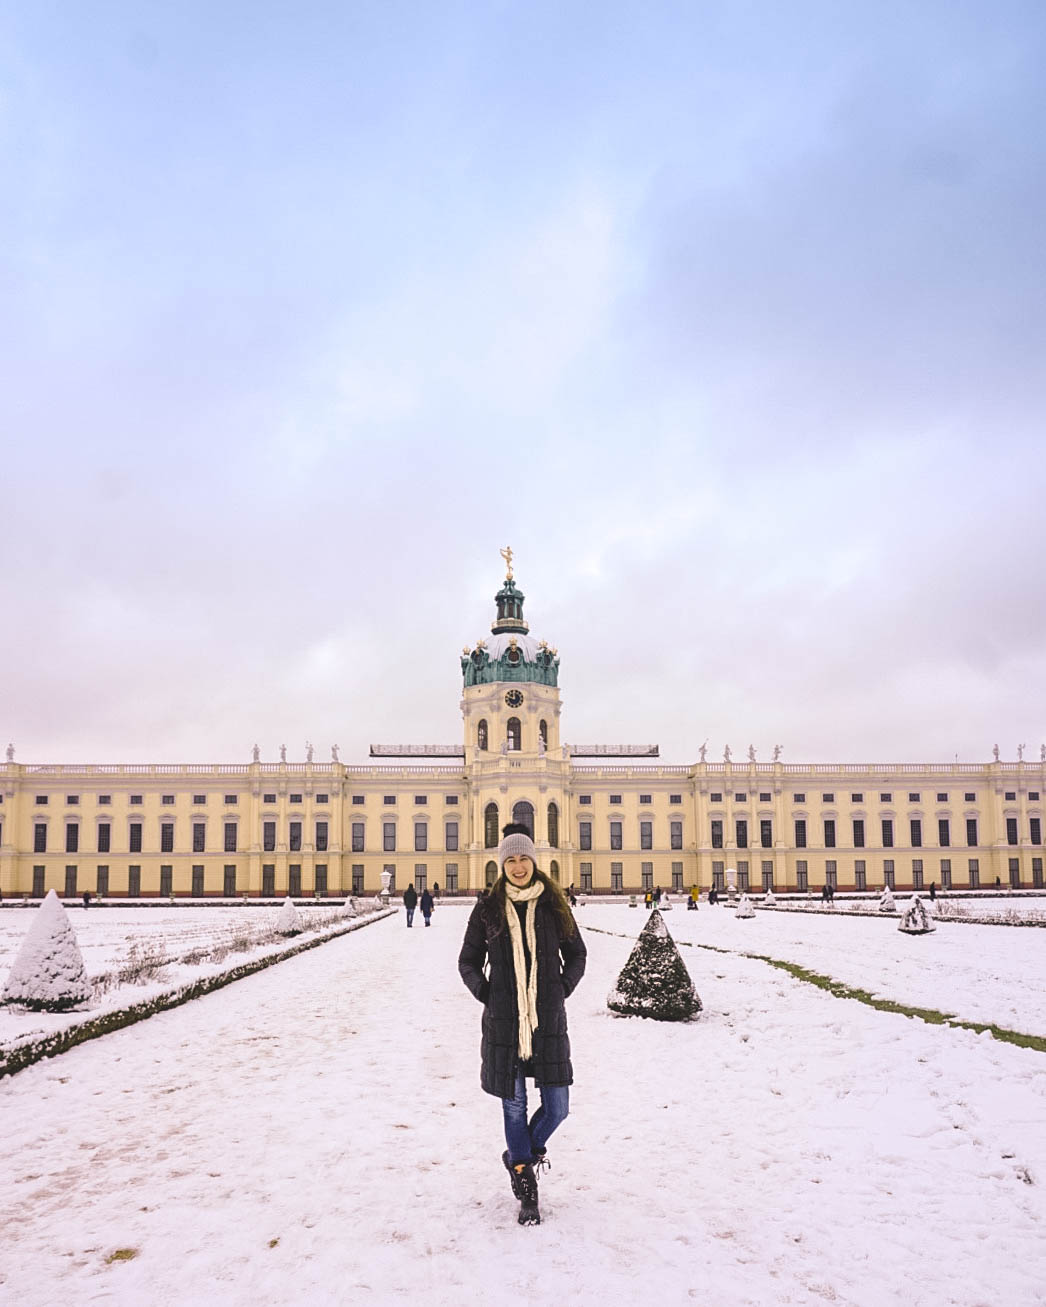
top-left (505, 689), bottom-right (524, 708)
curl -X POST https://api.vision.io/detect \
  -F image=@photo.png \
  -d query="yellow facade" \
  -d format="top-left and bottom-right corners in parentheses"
top-left (1, 572), bottom-right (1044, 899)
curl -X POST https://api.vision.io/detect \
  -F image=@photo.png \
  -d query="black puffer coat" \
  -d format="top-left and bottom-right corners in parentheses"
top-left (458, 890), bottom-right (587, 1100)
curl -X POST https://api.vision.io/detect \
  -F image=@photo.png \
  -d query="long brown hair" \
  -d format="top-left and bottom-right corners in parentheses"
top-left (489, 865), bottom-right (578, 939)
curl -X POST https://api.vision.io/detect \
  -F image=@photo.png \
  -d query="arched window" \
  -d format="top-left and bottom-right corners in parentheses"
top-left (547, 801), bottom-right (559, 848)
top-left (539, 719), bottom-right (548, 748)
top-left (485, 860), bottom-right (499, 887)
top-left (549, 859), bottom-right (560, 883)
top-left (507, 717), bottom-right (521, 751)
top-left (477, 719), bottom-right (488, 751)
top-left (512, 800), bottom-right (535, 836)
top-left (484, 802), bottom-right (499, 847)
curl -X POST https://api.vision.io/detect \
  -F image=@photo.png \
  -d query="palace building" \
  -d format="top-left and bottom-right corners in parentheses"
top-left (1, 563), bottom-right (1043, 900)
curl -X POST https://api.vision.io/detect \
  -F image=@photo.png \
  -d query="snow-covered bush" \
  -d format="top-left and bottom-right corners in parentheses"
top-left (763, 889), bottom-right (777, 907)
top-left (607, 909), bottom-right (701, 1021)
top-left (276, 898), bottom-right (303, 937)
top-left (735, 893), bottom-right (755, 919)
top-left (2, 889), bottom-right (92, 1011)
top-left (878, 886), bottom-right (896, 913)
top-left (343, 896), bottom-right (359, 918)
top-left (898, 894), bottom-right (936, 935)
top-left (660, 893), bottom-right (672, 911)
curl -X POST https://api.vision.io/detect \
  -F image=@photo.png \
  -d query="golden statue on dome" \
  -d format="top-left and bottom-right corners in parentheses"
top-left (500, 545), bottom-right (513, 579)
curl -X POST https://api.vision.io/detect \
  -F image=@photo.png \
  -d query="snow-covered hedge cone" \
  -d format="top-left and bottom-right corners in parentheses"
top-left (763, 889), bottom-right (777, 907)
top-left (343, 896), bottom-right (359, 918)
top-left (735, 893), bottom-right (755, 919)
top-left (276, 898), bottom-right (303, 936)
top-left (899, 894), bottom-right (936, 935)
top-left (879, 886), bottom-right (896, 913)
top-left (607, 909), bottom-right (701, 1022)
top-left (2, 890), bottom-right (92, 1012)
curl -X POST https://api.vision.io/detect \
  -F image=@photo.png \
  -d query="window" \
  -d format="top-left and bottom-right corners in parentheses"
top-left (1032, 793), bottom-right (1041, 802)
top-left (512, 800), bottom-right (534, 834)
top-left (316, 821), bottom-right (328, 852)
top-left (796, 861), bottom-right (808, 892)
top-left (579, 822), bottom-right (592, 851)
top-left (640, 820), bottom-right (652, 850)
top-left (610, 821), bottom-right (622, 850)
top-left (224, 823), bottom-right (238, 853)
top-left (611, 863), bottom-right (623, 892)
top-left (66, 795), bottom-right (79, 805)
top-left (736, 819), bottom-right (748, 848)
top-left (477, 719), bottom-right (488, 751)
top-left (760, 819), bottom-right (772, 849)
top-left (936, 793), bottom-right (948, 803)
top-left (908, 793), bottom-right (920, 803)
top-left (383, 795), bottom-right (396, 805)
top-left (316, 794), bottom-right (328, 804)
top-left (672, 862), bottom-right (684, 892)
top-left (883, 859), bottom-right (895, 889)
top-left (1030, 817), bottom-right (1042, 846)
top-left (547, 802), bottom-right (559, 848)
top-left (193, 794), bottom-right (206, 805)
top-left (760, 793), bottom-right (771, 803)
top-left (880, 793), bottom-right (892, 802)
top-left (823, 819), bottom-right (836, 848)
top-left (193, 822), bottom-right (206, 853)
top-left (506, 717), bottom-right (521, 751)
top-left (35, 795), bottom-right (49, 806)
top-left (1006, 817), bottom-right (1019, 846)
top-left (161, 823), bottom-right (174, 853)
top-left (822, 793), bottom-right (834, 803)
top-left (160, 865), bottom-right (173, 897)
top-left (98, 794), bottom-right (111, 805)
top-left (445, 795), bottom-right (459, 805)
top-left (383, 823), bottom-right (396, 852)
top-left (670, 820), bottom-right (683, 850)
top-left (1005, 791), bottom-right (1016, 801)
top-left (940, 858), bottom-right (951, 890)
top-left (581, 862), bottom-right (594, 892)
top-left (445, 821), bottom-right (459, 852)
top-left (444, 864), bottom-right (458, 893)
top-left (711, 819), bottom-right (723, 849)
top-left (793, 793), bottom-right (805, 803)
top-left (710, 793), bottom-right (722, 803)
top-left (290, 793), bottom-right (302, 804)
top-left (64, 865), bottom-right (77, 896)
top-left (712, 861), bottom-right (725, 890)
top-left (414, 822), bottom-right (427, 852)
top-left (264, 793), bottom-right (277, 804)
top-left (579, 795), bottom-right (592, 805)
top-left (98, 823), bottom-right (111, 853)
top-left (794, 819), bottom-right (807, 849)
top-left (762, 862), bottom-right (774, 891)
top-left (414, 864), bottom-right (427, 892)
top-left (640, 794), bottom-right (652, 805)
top-left (853, 818), bottom-right (865, 848)
top-left (855, 859), bottom-right (866, 891)
top-left (224, 794), bottom-right (238, 805)
top-left (968, 857), bottom-right (979, 888)
top-left (288, 821), bottom-right (301, 852)
top-left (965, 817), bottom-right (978, 847)
top-left (352, 794), bottom-right (365, 805)
top-left (192, 865), bottom-right (205, 897)
top-left (610, 794), bottom-right (622, 805)
top-left (851, 793), bottom-right (863, 803)
top-left (669, 794), bottom-right (682, 805)
top-left (965, 792), bottom-right (976, 802)
top-left (264, 821), bottom-right (276, 852)
top-left (129, 822), bottom-right (143, 853)
top-left (539, 720), bottom-right (548, 748)
top-left (130, 795), bottom-right (143, 805)
top-left (882, 819), bottom-right (894, 848)
top-left (910, 819), bottom-right (922, 848)
top-left (1009, 857), bottom-right (1021, 889)
top-left (484, 803), bottom-right (499, 847)
top-left (414, 795), bottom-right (427, 806)
top-left (912, 858), bottom-right (924, 890)
top-left (825, 860), bottom-right (837, 890)
top-left (352, 822), bottom-right (365, 853)
top-left (352, 865), bottom-right (365, 894)
top-left (66, 823), bottom-right (79, 854)
top-left (641, 862), bottom-right (654, 891)
top-left (938, 819), bottom-right (950, 848)
top-left (734, 793), bottom-right (747, 803)
top-left (224, 865), bottom-right (237, 896)
top-left (162, 794), bottom-right (175, 805)
top-left (289, 865), bottom-right (302, 896)
top-left (1031, 856), bottom-right (1044, 888)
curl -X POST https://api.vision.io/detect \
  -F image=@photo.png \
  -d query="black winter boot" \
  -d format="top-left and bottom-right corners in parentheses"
top-left (502, 1151), bottom-right (541, 1223)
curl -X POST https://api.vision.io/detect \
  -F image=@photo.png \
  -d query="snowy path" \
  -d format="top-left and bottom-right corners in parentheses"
top-left (2, 907), bottom-right (1045, 1306)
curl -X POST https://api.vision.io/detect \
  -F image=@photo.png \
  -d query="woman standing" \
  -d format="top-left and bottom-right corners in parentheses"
top-left (458, 823), bottom-right (586, 1225)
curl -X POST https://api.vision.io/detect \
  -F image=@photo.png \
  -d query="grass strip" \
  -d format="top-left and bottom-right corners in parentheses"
top-left (584, 924), bottom-right (1046, 1053)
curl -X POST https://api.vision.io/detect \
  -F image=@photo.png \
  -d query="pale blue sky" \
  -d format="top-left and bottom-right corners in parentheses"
top-left (2, 1), bottom-right (1044, 764)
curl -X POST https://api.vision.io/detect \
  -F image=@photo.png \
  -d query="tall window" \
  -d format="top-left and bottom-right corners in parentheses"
top-left (760, 819), bottom-right (772, 849)
top-left (289, 821), bottom-right (302, 852)
top-left (672, 862), bottom-right (684, 892)
top-left (735, 819), bottom-right (748, 849)
top-left (193, 822), bottom-right (206, 853)
top-left (641, 862), bottom-right (654, 891)
top-left (315, 821), bottom-right (328, 852)
top-left (1009, 857), bottom-right (1021, 888)
top-left (192, 865), bottom-right (205, 896)
top-left (506, 717), bottom-right (522, 751)
top-left (224, 822), bottom-right (237, 853)
top-left (445, 863), bottom-right (458, 893)
top-left (414, 863), bottom-right (427, 892)
top-left (823, 819), bottom-right (836, 849)
top-left (883, 859), bottom-right (895, 889)
top-left (910, 819), bottom-right (922, 848)
top-left (796, 860), bottom-right (808, 892)
top-left (581, 862), bottom-right (594, 892)
top-left (670, 820), bottom-right (683, 851)
top-left (352, 822), bottom-right (365, 852)
top-left (937, 818), bottom-right (950, 848)
top-left (539, 720), bottom-right (548, 748)
top-left (414, 821), bottom-right (427, 852)
top-left (912, 858), bottom-right (924, 890)
top-left (65, 865), bottom-right (77, 896)
top-left (477, 719), bottom-right (488, 751)
top-left (484, 803), bottom-right (499, 848)
top-left (579, 821), bottom-right (592, 851)
top-left (640, 820), bottom-right (652, 850)
top-left (968, 857), bottom-right (979, 888)
top-left (98, 822), bottom-right (111, 853)
top-left (66, 823), bottom-right (79, 853)
top-left (610, 821), bottom-right (622, 850)
top-left (352, 865), bottom-right (365, 894)
top-left (547, 802), bottom-right (559, 848)
top-left (611, 862), bottom-right (623, 892)
top-left (130, 822), bottom-right (143, 854)
top-left (794, 819), bottom-right (806, 848)
top-left (825, 860), bottom-right (837, 889)
top-left (940, 858), bottom-right (952, 890)
top-left (1030, 817), bottom-right (1042, 846)
top-left (1006, 817), bottom-right (1019, 846)
top-left (224, 865), bottom-right (237, 896)
top-left (966, 817), bottom-right (977, 847)
top-left (853, 818), bottom-right (865, 848)
top-left (512, 800), bottom-right (534, 834)
top-left (445, 820), bottom-right (459, 852)
top-left (383, 822), bottom-right (396, 852)
top-left (711, 819), bottom-right (723, 849)
top-left (881, 819), bottom-right (894, 848)
top-left (161, 823), bottom-right (174, 853)
top-left (34, 823), bottom-right (47, 853)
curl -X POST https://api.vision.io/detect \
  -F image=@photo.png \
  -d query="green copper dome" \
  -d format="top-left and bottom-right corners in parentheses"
top-left (461, 576), bottom-right (559, 687)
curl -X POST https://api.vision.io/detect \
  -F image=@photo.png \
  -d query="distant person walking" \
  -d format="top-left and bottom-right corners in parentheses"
top-left (420, 887), bottom-right (434, 926)
top-left (929, 882), bottom-right (937, 902)
top-left (403, 883), bottom-right (418, 927)
top-left (458, 823), bottom-right (586, 1226)
top-left (82, 891), bottom-right (91, 910)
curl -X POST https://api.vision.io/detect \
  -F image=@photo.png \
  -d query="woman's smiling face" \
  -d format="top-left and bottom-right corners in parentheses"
top-left (504, 854), bottom-right (535, 886)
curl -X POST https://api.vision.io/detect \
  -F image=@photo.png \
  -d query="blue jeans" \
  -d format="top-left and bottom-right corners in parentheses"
top-left (406, 908), bottom-right (415, 926)
top-left (502, 1070), bottom-right (570, 1165)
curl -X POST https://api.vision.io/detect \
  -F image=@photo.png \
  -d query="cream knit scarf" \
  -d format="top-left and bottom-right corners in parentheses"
top-left (504, 878), bottom-right (544, 1059)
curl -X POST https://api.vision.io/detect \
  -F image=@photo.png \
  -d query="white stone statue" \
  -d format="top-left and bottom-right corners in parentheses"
top-left (5, 742), bottom-right (13, 762)
top-left (306, 741), bottom-right (314, 763)
top-left (1041, 744), bottom-right (1045, 763)
top-left (773, 744), bottom-right (782, 762)
top-left (748, 744), bottom-right (756, 763)
top-left (1018, 742), bottom-right (1025, 762)
top-left (331, 743), bottom-right (340, 763)
top-left (252, 743), bottom-right (260, 763)
top-left (723, 744), bottom-right (731, 764)
top-left (699, 740), bottom-right (707, 763)
top-left (280, 743), bottom-right (287, 763)
top-left (992, 743), bottom-right (1000, 762)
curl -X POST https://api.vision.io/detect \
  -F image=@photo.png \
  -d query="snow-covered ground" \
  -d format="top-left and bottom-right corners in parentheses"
top-left (2, 903), bottom-right (1045, 1307)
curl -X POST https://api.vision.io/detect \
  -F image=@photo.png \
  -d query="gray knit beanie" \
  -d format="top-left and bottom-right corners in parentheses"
top-left (498, 827), bottom-right (537, 868)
